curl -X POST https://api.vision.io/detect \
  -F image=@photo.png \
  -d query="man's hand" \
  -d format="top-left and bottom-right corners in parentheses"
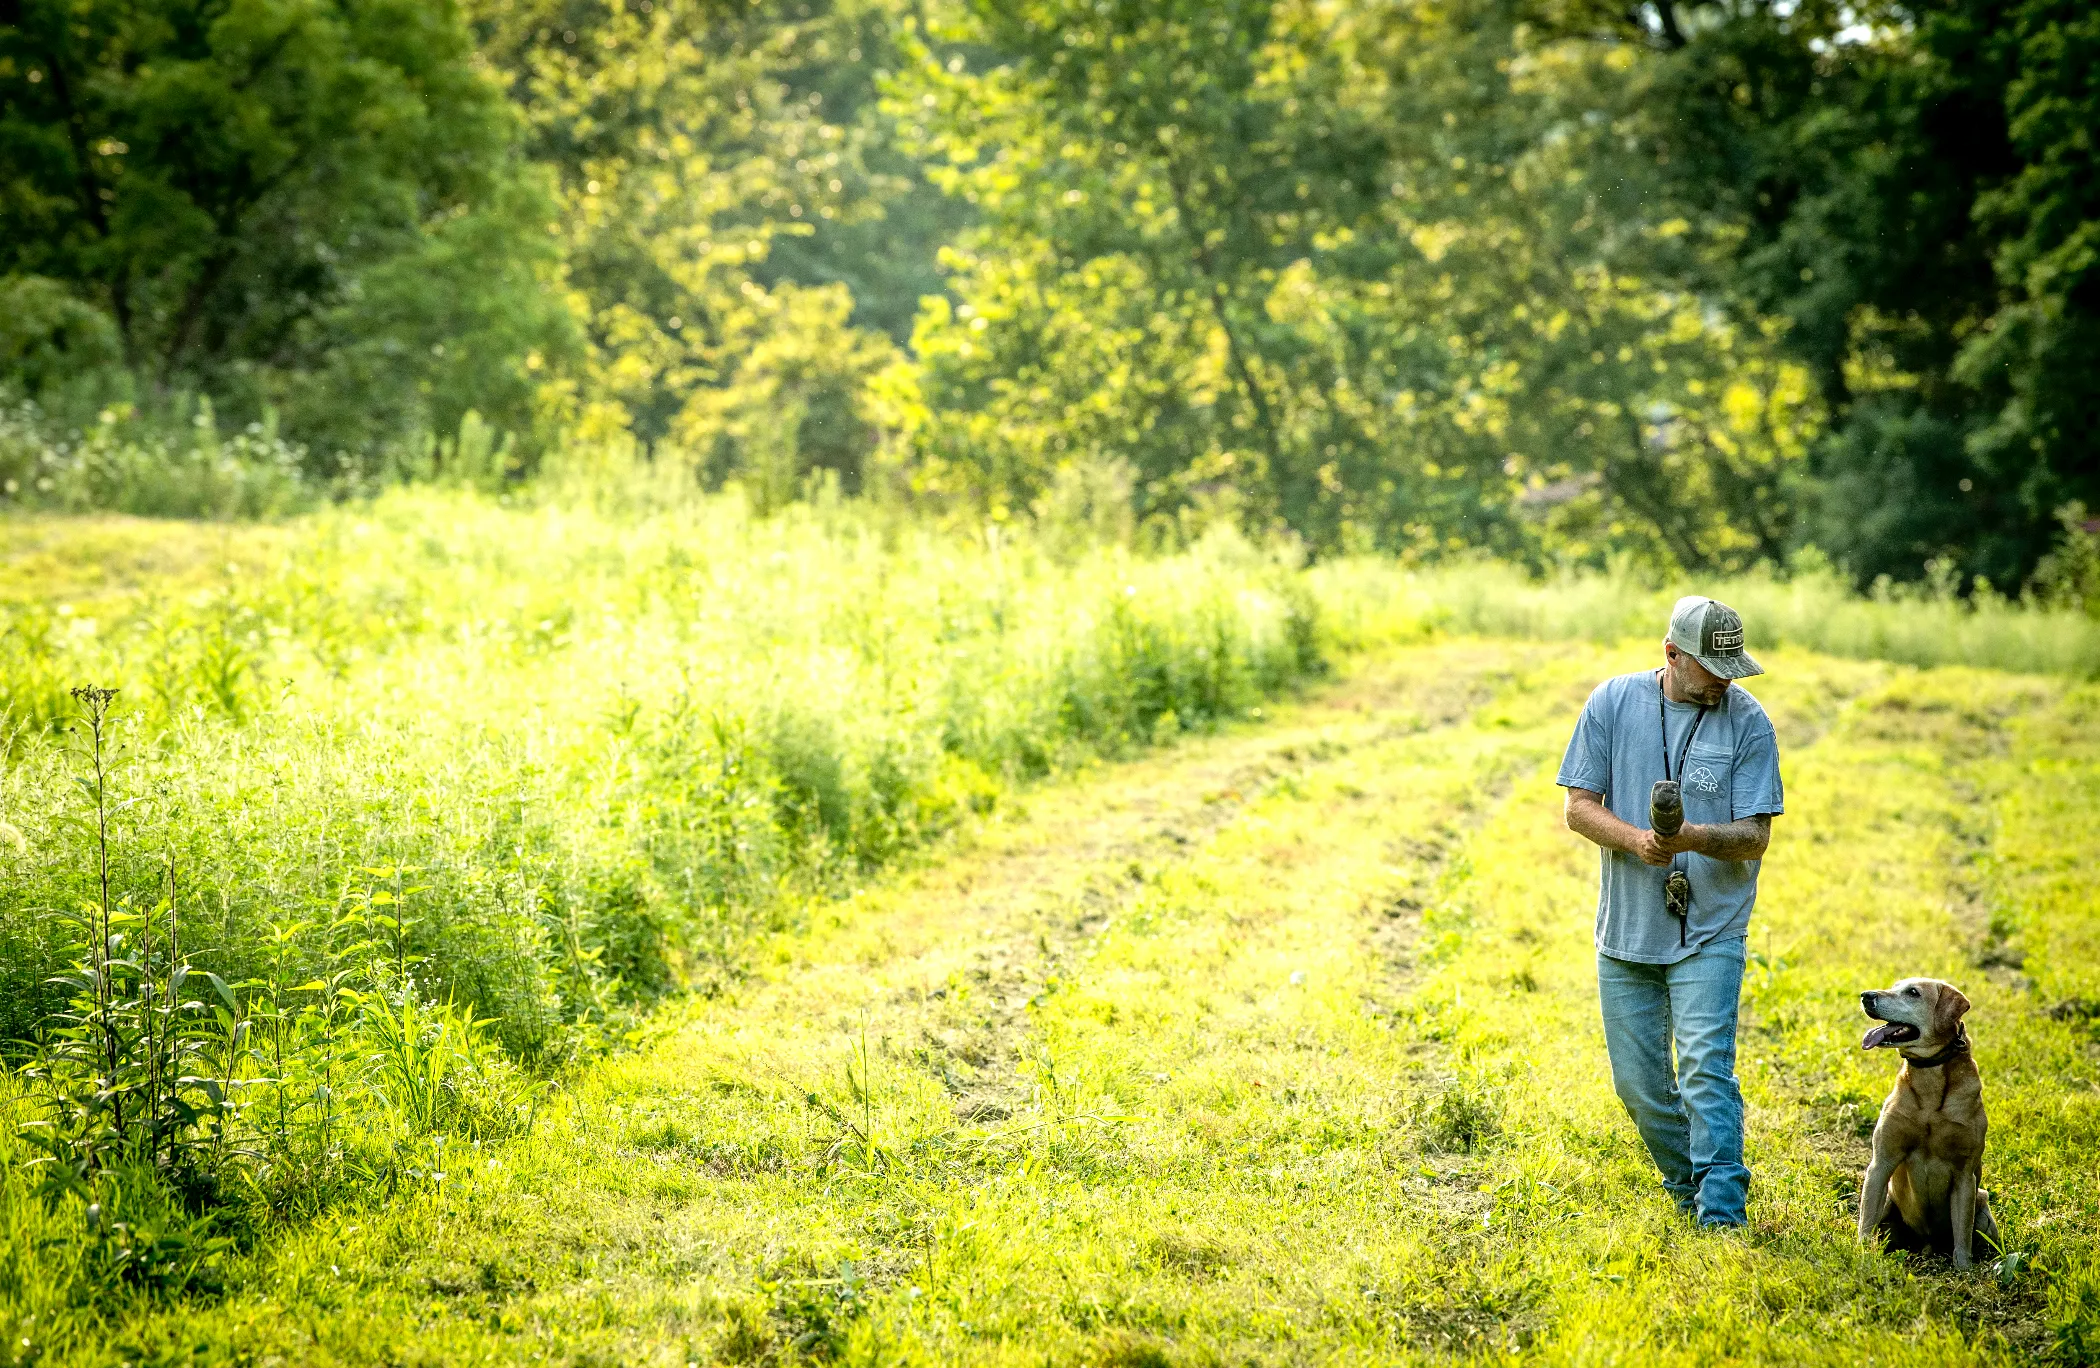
top-left (1638, 817), bottom-right (1773, 864)
top-left (1566, 788), bottom-right (1653, 861)
top-left (1631, 827), bottom-right (1680, 866)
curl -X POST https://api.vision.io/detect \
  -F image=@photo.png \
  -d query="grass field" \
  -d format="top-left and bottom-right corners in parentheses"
top-left (2, 497), bottom-right (2097, 1365)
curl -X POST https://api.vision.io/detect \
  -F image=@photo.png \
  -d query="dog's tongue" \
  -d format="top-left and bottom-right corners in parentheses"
top-left (1862, 1023), bottom-right (1903, 1050)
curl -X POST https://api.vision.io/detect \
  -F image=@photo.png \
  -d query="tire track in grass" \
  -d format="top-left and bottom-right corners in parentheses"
top-left (90, 643), bottom-right (1531, 1366)
top-left (93, 647), bottom-right (2093, 1367)
top-left (886, 647), bottom-right (1517, 1130)
top-left (511, 644), bottom-right (1565, 1364)
top-left (959, 649), bottom-right (1604, 1361)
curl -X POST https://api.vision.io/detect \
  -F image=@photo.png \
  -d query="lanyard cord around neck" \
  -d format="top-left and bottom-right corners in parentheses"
top-left (1656, 670), bottom-right (1712, 782)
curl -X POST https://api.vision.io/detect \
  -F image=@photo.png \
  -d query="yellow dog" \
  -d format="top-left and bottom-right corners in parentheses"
top-left (1857, 977), bottom-right (1998, 1267)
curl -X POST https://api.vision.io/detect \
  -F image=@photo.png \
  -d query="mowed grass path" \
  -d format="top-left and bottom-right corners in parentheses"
top-left (85, 642), bottom-right (2100, 1366)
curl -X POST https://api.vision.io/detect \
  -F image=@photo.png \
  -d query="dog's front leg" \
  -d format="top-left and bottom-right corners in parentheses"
top-left (1950, 1168), bottom-right (1980, 1270)
top-left (1857, 1155), bottom-right (1897, 1245)
top-left (1974, 1188), bottom-right (2001, 1258)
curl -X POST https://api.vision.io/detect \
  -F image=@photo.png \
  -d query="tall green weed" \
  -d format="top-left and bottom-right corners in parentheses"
top-left (0, 490), bottom-right (1321, 1069)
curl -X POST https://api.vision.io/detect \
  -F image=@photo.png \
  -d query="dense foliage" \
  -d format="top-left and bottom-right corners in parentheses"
top-left (1607, 0), bottom-right (2100, 589)
top-left (899, 0), bottom-right (1811, 567)
top-left (0, 0), bottom-right (575, 463)
top-left (462, 0), bottom-right (965, 488)
top-left (2, 0), bottom-right (2094, 583)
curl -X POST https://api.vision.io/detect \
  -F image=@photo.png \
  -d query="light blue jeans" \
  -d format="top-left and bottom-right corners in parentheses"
top-left (1597, 939), bottom-right (1749, 1226)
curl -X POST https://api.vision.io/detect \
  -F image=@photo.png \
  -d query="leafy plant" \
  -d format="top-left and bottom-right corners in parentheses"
top-left (15, 688), bottom-right (242, 1290)
top-left (2036, 504), bottom-right (2100, 618)
top-left (809, 1017), bottom-right (893, 1174)
top-left (362, 992), bottom-right (486, 1137)
top-left (342, 866), bottom-right (430, 995)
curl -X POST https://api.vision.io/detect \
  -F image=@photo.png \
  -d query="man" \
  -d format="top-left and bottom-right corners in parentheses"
top-left (1557, 596), bottom-right (1784, 1228)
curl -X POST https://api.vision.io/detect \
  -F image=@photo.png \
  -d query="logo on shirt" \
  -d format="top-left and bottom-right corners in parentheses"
top-left (1686, 764), bottom-right (1721, 796)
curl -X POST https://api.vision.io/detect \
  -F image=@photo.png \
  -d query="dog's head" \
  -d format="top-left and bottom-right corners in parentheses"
top-left (1859, 977), bottom-right (1970, 1054)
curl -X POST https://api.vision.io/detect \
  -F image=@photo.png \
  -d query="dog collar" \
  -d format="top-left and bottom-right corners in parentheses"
top-left (1900, 1025), bottom-right (1970, 1070)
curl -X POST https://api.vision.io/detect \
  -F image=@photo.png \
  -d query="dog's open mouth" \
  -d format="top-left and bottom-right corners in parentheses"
top-left (1862, 1021), bottom-right (1921, 1050)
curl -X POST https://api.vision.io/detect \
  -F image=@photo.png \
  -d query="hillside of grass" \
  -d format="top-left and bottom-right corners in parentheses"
top-left (2, 494), bottom-right (2097, 1365)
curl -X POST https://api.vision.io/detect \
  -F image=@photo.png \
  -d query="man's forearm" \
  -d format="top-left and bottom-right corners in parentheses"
top-left (1564, 789), bottom-right (1641, 855)
top-left (1683, 815), bottom-right (1772, 862)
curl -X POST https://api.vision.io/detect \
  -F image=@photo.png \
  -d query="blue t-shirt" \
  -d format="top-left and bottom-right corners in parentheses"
top-left (1556, 670), bottom-right (1784, 964)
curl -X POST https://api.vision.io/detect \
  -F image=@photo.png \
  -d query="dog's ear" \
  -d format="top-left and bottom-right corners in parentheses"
top-left (1932, 982), bottom-right (1972, 1035)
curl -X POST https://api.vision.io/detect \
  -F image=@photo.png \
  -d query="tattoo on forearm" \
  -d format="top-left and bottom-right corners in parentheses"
top-left (1697, 816), bottom-right (1771, 861)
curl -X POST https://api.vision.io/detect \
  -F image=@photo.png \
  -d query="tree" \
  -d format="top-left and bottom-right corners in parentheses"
top-left (903, 0), bottom-right (1489, 550)
top-left (466, 0), bottom-right (962, 488)
top-left (1574, 0), bottom-right (2100, 586)
top-left (899, 0), bottom-right (1816, 567)
top-left (0, 0), bottom-right (575, 464)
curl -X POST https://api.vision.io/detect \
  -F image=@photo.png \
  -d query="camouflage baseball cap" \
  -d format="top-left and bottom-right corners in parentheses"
top-left (1667, 596), bottom-right (1763, 680)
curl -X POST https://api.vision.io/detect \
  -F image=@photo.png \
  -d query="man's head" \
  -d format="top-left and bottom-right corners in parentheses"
top-left (1663, 596), bottom-right (1761, 705)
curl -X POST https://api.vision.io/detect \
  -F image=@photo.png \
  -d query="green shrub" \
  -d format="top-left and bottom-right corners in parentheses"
top-left (0, 399), bottom-right (313, 521)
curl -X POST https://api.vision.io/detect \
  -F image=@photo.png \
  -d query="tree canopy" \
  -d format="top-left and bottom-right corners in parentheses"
top-left (1610, 0), bottom-right (2100, 587)
top-left (0, 0), bottom-right (576, 459)
top-left (1, 0), bottom-right (2093, 586)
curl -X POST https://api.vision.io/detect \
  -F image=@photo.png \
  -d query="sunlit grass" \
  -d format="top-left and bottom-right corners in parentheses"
top-left (0, 488), bottom-right (1330, 1319)
top-left (0, 488), bottom-right (1324, 1045)
top-left (20, 641), bottom-right (2088, 1364)
top-left (2, 491), bottom-right (2097, 1362)
top-left (1314, 556), bottom-right (2100, 678)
